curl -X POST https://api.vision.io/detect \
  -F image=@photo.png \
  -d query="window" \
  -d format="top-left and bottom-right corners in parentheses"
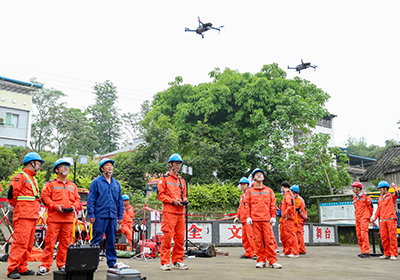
top-left (6, 113), bottom-right (19, 128)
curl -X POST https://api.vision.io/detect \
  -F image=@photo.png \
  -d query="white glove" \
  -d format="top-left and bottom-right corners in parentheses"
top-left (270, 217), bottom-right (276, 224)
top-left (8, 205), bottom-right (14, 212)
top-left (247, 217), bottom-right (253, 225)
top-left (271, 223), bottom-right (276, 227)
top-left (233, 217), bottom-right (239, 223)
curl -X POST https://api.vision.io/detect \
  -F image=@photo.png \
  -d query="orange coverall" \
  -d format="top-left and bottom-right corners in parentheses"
top-left (7, 169), bottom-right (40, 276)
top-left (372, 185), bottom-right (399, 257)
top-left (39, 178), bottom-right (80, 270)
top-left (236, 191), bottom-right (256, 258)
top-left (157, 172), bottom-right (187, 265)
top-left (244, 185), bottom-right (278, 265)
top-left (353, 192), bottom-right (373, 255)
top-left (120, 204), bottom-right (135, 247)
top-left (294, 194), bottom-right (308, 254)
top-left (281, 190), bottom-right (299, 256)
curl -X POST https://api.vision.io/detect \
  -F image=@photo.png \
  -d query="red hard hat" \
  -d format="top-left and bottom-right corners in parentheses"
top-left (351, 181), bottom-right (362, 189)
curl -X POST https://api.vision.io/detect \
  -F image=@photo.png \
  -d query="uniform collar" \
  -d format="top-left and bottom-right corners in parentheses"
top-left (22, 168), bottom-right (35, 176)
top-left (101, 174), bottom-right (113, 182)
top-left (168, 171), bottom-right (179, 179)
top-left (56, 177), bottom-right (70, 184)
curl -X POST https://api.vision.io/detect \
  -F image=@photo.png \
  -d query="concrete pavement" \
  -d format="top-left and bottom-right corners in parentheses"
top-left (1, 245), bottom-right (398, 280)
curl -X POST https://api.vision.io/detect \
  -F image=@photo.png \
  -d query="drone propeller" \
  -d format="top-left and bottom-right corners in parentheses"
top-left (218, 25), bottom-right (225, 34)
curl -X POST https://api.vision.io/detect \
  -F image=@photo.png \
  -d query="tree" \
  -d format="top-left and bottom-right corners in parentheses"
top-left (345, 137), bottom-right (400, 159)
top-left (112, 152), bottom-right (147, 190)
top-left (0, 147), bottom-right (19, 180)
top-left (142, 64), bottom-right (330, 184)
top-left (54, 108), bottom-right (99, 157)
top-left (87, 81), bottom-right (121, 154)
top-left (30, 86), bottom-right (66, 151)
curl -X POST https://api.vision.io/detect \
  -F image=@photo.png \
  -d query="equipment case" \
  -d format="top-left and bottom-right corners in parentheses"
top-left (107, 268), bottom-right (145, 280)
top-left (53, 244), bottom-right (100, 280)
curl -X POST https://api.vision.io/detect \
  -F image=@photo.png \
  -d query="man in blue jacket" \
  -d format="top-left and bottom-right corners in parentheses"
top-left (87, 158), bottom-right (124, 268)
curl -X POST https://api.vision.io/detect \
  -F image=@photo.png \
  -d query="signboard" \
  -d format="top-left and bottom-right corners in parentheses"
top-left (320, 201), bottom-right (356, 225)
top-left (312, 225), bottom-right (335, 243)
top-left (219, 223), bottom-right (243, 243)
top-left (187, 222), bottom-right (212, 243)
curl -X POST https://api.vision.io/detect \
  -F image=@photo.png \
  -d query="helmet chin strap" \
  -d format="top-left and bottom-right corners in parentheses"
top-left (102, 168), bottom-right (112, 176)
top-left (31, 161), bottom-right (37, 173)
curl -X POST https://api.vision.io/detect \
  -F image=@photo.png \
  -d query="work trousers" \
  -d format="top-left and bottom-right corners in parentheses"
top-left (7, 218), bottom-right (37, 275)
top-left (40, 222), bottom-right (73, 270)
top-left (91, 218), bottom-right (118, 267)
top-left (160, 212), bottom-right (185, 265)
top-left (380, 219), bottom-right (398, 257)
top-left (355, 218), bottom-right (370, 254)
top-left (253, 221), bottom-right (277, 265)
top-left (297, 221), bottom-right (306, 254)
top-left (241, 222), bottom-right (256, 258)
top-left (281, 218), bottom-right (299, 256)
top-left (120, 224), bottom-right (133, 248)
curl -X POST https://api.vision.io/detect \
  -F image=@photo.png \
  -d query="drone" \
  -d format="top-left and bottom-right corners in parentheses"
top-left (185, 17), bottom-right (224, 39)
top-left (287, 59), bottom-right (317, 73)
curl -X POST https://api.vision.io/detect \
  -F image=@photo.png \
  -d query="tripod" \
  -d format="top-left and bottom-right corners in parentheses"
top-left (131, 198), bottom-right (152, 261)
top-left (184, 203), bottom-right (210, 257)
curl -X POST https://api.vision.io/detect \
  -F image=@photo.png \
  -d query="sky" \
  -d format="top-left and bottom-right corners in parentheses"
top-left (1, 1), bottom-right (399, 147)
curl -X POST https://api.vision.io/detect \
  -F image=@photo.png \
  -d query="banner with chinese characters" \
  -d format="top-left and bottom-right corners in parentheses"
top-left (187, 222), bottom-right (213, 243)
top-left (312, 225), bottom-right (335, 243)
top-left (219, 223), bottom-right (244, 243)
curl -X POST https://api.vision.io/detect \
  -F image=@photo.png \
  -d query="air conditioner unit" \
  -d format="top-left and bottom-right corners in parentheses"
top-left (0, 118), bottom-right (5, 125)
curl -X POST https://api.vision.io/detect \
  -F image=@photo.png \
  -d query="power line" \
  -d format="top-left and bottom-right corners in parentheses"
top-left (0, 66), bottom-right (155, 102)
top-left (0, 62), bottom-right (157, 99)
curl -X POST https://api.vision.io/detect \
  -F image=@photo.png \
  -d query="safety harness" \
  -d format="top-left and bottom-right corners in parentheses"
top-left (16, 171), bottom-right (40, 201)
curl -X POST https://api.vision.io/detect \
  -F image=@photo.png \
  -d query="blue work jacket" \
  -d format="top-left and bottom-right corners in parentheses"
top-left (87, 174), bottom-right (124, 220)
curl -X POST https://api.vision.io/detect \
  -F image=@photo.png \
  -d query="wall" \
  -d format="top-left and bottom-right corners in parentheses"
top-left (149, 220), bottom-right (339, 246)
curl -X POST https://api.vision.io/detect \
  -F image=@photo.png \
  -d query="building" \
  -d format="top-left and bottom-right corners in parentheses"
top-left (98, 138), bottom-right (145, 159)
top-left (294, 114), bottom-right (337, 147)
top-left (0, 76), bottom-right (42, 147)
top-left (339, 148), bottom-right (376, 182)
top-left (360, 145), bottom-right (400, 187)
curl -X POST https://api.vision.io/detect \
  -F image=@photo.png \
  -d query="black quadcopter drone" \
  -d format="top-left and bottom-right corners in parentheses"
top-left (185, 17), bottom-right (224, 39)
top-left (288, 59), bottom-right (317, 73)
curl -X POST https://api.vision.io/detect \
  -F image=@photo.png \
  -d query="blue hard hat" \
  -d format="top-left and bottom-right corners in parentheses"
top-left (239, 177), bottom-right (250, 184)
top-left (53, 158), bottom-right (71, 173)
top-left (290, 185), bottom-right (300, 194)
top-left (168, 153), bottom-right (183, 163)
top-left (99, 158), bottom-right (115, 172)
top-left (251, 168), bottom-right (265, 178)
top-left (377, 180), bottom-right (390, 189)
top-left (122, 194), bottom-right (130, 200)
top-left (23, 152), bottom-right (45, 165)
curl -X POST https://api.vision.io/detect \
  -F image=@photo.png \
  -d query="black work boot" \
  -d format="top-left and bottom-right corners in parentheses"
top-left (20, 270), bottom-right (35, 276)
top-left (7, 269), bottom-right (21, 279)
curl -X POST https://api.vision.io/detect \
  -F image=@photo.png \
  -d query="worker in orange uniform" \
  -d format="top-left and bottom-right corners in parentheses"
top-left (351, 181), bottom-right (373, 258)
top-left (120, 194), bottom-right (135, 249)
top-left (37, 159), bottom-right (81, 275)
top-left (244, 168), bottom-right (282, 269)
top-left (290, 185), bottom-right (309, 255)
top-left (370, 180), bottom-right (399, 260)
top-left (234, 177), bottom-right (256, 260)
top-left (158, 153), bottom-right (189, 271)
top-left (7, 152), bottom-right (45, 279)
top-left (280, 182), bottom-right (299, 258)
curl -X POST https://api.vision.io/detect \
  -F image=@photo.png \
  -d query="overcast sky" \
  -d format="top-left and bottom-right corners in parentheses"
top-left (1, 1), bottom-right (399, 147)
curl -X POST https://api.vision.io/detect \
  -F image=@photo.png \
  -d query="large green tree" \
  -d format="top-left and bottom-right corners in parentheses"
top-left (345, 136), bottom-right (400, 159)
top-left (87, 81), bottom-right (121, 154)
top-left (30, 86), bottom-right (66, 151)
top-left (142, 64), bottom-right (331, 183)
top-left (52, 108), bottom-right (99, 157)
